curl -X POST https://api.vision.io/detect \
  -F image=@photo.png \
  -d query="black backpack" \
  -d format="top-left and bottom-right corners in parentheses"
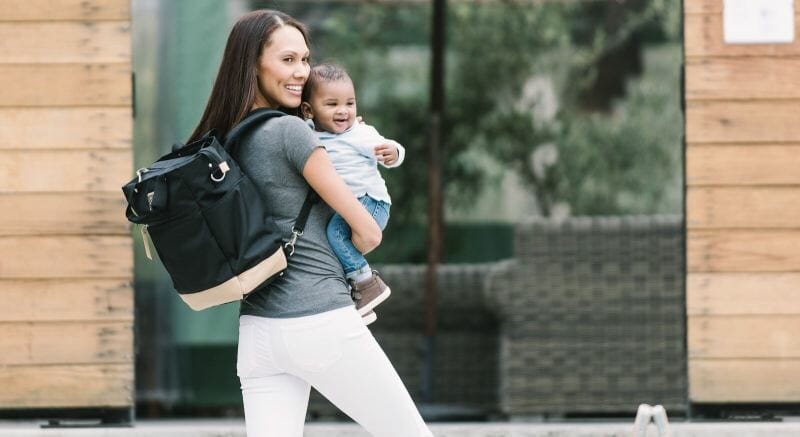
top-left (122, 109), bottom-right (316, 311)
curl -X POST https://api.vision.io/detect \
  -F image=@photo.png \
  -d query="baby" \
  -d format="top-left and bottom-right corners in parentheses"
top-left (301, 63), bottom-right (405, 325)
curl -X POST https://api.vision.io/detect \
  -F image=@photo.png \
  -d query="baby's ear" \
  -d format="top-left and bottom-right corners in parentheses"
top-left (300, 102), bottom-right (313, 119)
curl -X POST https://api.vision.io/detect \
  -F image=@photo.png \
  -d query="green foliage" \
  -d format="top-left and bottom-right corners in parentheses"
top-left (549, 45), bottom-right (683, 215)
top-left (444, 0), bottom-right (683, 216)
top-left (444, 3), bottom-right (562, 212)
top-left (267, 0), bottom-right (683, 221)
top-left (269, 2), bottom-right (433, 223)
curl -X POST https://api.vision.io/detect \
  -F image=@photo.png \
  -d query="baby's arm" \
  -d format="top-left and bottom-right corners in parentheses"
top-left (376, 140), bottom-right (404, 168)
top-left (302, 148), bottom-right (382, 254)
top-left (350, 123), bottom-right (405, 168)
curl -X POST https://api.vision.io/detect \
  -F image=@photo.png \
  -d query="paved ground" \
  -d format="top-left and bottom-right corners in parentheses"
top-left (2, 419), bottom-right (800, 436)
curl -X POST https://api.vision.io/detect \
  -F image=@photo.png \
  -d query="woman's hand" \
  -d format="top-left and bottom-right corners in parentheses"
top-left (302, 148), bottom-right (381, 254)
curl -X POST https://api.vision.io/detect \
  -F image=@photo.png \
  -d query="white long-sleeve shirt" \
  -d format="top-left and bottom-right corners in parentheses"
top-left (310, 121), bottom-right (405, 205)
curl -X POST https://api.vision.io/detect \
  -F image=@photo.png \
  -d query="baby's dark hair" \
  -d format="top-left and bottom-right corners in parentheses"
top-left (302, 63), bottom-right (352, 102)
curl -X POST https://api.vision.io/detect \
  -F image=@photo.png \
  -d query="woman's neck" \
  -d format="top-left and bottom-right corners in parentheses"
top-left (251, 93), bottom-right (276, 111)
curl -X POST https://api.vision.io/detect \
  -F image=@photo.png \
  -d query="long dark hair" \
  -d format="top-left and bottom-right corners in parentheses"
top-left (188, 10), bottom-right (309, 143)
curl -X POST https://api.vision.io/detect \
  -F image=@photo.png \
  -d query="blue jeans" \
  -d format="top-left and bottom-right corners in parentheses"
top-left (327, 195), bottom-right (390, 281)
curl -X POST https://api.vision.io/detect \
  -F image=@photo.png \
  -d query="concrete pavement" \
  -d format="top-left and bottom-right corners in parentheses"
top-left (2, 419), bottom-right (800, 436)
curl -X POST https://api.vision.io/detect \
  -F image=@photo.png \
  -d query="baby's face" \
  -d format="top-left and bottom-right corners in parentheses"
top-left (308, 79), bottom-right (357, 134)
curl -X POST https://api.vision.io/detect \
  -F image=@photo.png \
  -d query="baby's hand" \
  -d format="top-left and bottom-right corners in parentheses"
top-left (374, 143), bottom-right (398, 165)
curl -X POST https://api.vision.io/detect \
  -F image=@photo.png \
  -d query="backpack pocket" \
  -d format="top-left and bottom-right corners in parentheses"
top-left (147, 209), bottom-right (233, 293)
top-left (203, 176), bottom-right (283, 275)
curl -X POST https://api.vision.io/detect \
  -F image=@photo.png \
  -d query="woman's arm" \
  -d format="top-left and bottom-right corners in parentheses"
top-left (302, 147), bottom-right (382, 254)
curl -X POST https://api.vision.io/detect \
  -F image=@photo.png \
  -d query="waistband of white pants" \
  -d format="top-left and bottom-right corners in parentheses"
top-left (239, 304), bottom-right (355, 328)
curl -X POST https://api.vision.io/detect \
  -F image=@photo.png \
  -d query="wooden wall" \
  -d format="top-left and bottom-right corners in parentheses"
top-left (685, 0), bottom-right (800, 402)
top-left (0, 0), bottom-right (134, 409)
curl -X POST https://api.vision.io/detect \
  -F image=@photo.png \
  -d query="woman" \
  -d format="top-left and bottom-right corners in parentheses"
top-left (188, 9), bottom-right (432, 437)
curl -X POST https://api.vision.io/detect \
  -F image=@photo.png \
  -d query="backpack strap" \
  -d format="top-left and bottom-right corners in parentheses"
top-left (284, 190), bottom-right (320, 256)
top-left (223, 108), bottom-right (321, 257)
top-left (223, 108), bottom-right (286, 153)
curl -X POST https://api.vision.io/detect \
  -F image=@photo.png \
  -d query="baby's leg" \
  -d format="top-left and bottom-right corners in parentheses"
top-left (326, 212), bottom-right (370, 282)
top-left (347, 196), bottom-right (390, 282)
top-left (347, 196), bottom-right (392, 315)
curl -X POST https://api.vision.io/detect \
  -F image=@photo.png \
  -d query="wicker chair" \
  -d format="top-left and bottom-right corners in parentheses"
top-left (485, 215), bottom-right (686, 417)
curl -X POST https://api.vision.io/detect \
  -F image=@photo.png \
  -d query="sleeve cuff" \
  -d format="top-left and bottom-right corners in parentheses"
top-left (381, 141), bottom-right (405, 168)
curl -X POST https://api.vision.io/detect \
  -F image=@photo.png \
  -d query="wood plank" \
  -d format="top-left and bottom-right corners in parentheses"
top-left (0, 364), bottom-right (133, 408)
top-left (0, 279), bottom-right (133, 322)
top-left (688, 273), bottom-right (800, 316)
top-left (685, 0), bottom-right (800, 14)
top-left (685, 13), bottom-right (800, 58)
top-left (0, 193), bottom-right (129, 236)
top-left (687, 187), bottom-right (800, 228)
top-left (686, 101), bottom-right (800, 143)
top-left (0, 21), bottom-right (130, 64)
top-left (686, 144), bottom-right (800, 186)
top-left (684, 0), bottom-right (722, 14)
top-left (688, 229), bottom-right (800, 273)
top-left (2, 0), bottom-right (130, 21)
top-left (689, 359), bottom-right (800, 402)
top-left (0, 107), bottom-right (132, 150)
top-left (686, 58), bottom-right (800, 101)
top-left (0, 149), bottom-right (132, 193)
top-left (0, 64), bottom-right (131, 107)
top-left (689, 315), bottom-right (800, 358)
top-left (0, 321), bottom-right (133, 365)
top-left (0, 236), bottom-right (132, 278)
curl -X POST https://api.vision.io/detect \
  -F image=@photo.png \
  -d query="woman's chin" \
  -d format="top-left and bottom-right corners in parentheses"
top-left (279, 96), bottom-right (302, 109)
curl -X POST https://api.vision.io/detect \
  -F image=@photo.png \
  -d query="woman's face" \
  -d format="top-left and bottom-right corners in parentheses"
top-left (254, 26), bottom-right (310, 109)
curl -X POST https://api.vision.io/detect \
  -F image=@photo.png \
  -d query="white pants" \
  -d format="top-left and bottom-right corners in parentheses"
top-left (237, 306), bottom-right (433, 437)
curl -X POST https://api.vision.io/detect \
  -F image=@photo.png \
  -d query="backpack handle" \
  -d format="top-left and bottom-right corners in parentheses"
top-left (123, 173), bottom-right (168, 223)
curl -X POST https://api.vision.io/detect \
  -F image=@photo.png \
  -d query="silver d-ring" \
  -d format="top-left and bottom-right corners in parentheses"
top-left (210, 171), bottom-right (226, 182)
top-left (210, 161), bottom-right (230, 182)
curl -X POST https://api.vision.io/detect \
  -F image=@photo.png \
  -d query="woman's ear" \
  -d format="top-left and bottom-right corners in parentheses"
top-left (300, 102), bottom-right (313, 120)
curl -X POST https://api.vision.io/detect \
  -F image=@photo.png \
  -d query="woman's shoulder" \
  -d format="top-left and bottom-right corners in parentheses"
top-left (253, 114), bottom-right (312, 145)
top-left (244, 113), bottom-right (308, 141)
top-left (265, 114), bottom-right (312, 133)
top-left (247, 113), bottom-right (318, 169)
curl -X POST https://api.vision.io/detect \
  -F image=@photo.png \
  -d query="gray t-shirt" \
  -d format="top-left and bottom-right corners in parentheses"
top-left (237, 115), bottom-right (353, 318)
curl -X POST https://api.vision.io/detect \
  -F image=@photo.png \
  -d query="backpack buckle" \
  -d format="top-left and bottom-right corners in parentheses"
top-left (283, 228), bottom-right (303, 256)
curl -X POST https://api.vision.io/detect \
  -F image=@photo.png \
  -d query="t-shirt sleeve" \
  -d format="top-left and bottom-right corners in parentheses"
top-left (347, 124), bottom-right (387, 157)
top-left (278, 115), bottom-right (323, 173)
